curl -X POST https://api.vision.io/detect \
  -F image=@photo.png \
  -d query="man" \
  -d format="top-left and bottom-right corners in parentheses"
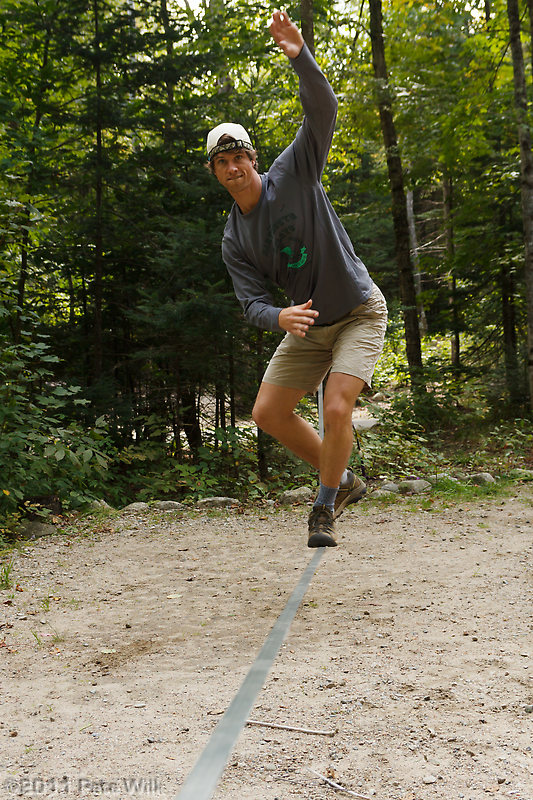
top-left (207, 9), bottom-right (387, 548)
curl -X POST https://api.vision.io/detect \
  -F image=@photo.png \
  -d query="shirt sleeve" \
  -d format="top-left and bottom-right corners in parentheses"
top-left (223, 238), bottom-right (283, 332)
top-left (284, 43), bottom-right (338, 182)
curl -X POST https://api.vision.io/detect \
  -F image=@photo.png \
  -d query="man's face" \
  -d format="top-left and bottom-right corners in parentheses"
top-left (212, 148), bottom-right (258, 194)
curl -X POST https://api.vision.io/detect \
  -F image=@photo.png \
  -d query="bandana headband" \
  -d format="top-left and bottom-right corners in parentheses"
top-left (208, 139), bottom-right (254, 161)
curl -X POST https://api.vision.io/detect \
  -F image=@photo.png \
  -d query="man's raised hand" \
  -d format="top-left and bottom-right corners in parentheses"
top-left (269, 9), bottom-right (304, 59)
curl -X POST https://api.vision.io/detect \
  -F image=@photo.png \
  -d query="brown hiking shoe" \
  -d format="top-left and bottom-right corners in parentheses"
top-left (307, 505), bottom-right (337, 548)
top-left (334, 470), bottom-right (366, 519)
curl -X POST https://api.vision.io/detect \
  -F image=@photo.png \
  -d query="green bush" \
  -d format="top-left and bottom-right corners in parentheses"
top-left (0, 328), bottom-right (110, 533)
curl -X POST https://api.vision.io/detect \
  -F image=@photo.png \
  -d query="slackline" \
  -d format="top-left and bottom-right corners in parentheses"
top-left (175, 546), bottom-right (326, 800)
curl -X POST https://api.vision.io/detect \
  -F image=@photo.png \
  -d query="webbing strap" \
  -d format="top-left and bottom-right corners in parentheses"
top-left (175, 547), bottom-right (325, 800)
top-left (353, 425), bottom-right (369, 481)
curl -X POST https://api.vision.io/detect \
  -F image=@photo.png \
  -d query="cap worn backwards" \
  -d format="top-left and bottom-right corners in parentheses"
top-left (206, 122), bottom-right (253, 160)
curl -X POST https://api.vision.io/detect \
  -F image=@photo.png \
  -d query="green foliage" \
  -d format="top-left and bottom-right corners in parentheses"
top-left (356, 403), bottom-right (450, 478)
top-left (0, 297), bottom-right (111, 528)
top-left (93, 422), bottom-right (317, 507)
top-left (356, 375), bottom-right (532, 483)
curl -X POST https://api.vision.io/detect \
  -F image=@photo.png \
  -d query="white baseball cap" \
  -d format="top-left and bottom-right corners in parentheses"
top-left (206, 122), bottom-right (254, 161)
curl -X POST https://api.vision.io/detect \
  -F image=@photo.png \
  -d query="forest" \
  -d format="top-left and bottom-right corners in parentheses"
top-left (1, 0), bottom-right (533, 532)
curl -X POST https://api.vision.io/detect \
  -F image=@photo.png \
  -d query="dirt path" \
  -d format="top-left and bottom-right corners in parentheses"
top-left (1, 488), bottom-right (532, 800)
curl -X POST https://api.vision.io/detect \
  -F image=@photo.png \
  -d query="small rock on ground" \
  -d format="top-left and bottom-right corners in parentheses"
top-left (279, 487), bottom-right (315, 505)
top-left (122, 502), bottom-right (150, 512)
top-left (371, 489), bottom-right (398, 499)
top-left (197, 497), bottom-right (240, 509)
top-left (469, 472), bottom-right (496, 485)
top-left (381, 481), bottom-right (400, 493)
top-left (19, 521), bottom-right (57, 540)
top-left (398, 479), bottom-right (432, 494)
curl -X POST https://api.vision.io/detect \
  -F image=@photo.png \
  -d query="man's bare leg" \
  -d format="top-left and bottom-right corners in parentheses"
top-left (320, 373), bottom-right (365, 487)
top-left (306, 373), bottom-right (365, 546)
top-left (252, 382), bottom-right (322, 468)
top-left (252, 374), bottom-right (365, 484)
top-left (253, 375), bottom-right (366, 546)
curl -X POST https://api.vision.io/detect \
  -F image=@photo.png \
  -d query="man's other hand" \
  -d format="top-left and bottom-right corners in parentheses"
top-left (269, 9), bottom-right (304, 59)
top-left (278, 300), bottom-right (319, 337)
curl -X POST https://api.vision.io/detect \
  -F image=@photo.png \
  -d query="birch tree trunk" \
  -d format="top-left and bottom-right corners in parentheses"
top-left (406, 188), bottom-right (428, 336)
top-left (442, 172), bottom-right (460, 367)
top-left (506, 0), bottom-right (533, 410)
top-left (501, 258), bottom-right (521, 404)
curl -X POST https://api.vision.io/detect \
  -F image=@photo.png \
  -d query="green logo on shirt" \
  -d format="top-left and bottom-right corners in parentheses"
top-left (281, 245), bottom-right (308, 270)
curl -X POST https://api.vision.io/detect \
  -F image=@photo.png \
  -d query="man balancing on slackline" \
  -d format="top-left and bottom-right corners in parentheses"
top-left (206, 9), bottom-right (387, 548)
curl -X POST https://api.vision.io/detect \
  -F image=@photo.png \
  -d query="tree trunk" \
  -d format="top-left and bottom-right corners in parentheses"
top-left (92, 0), bottom-right (104, 383)
top-left (13, 17), bottom-right (53, 344)
top-left (173, 361), bottom-right (183, 460)
top-left (216, 386), bottom-right (226, 430)
top-left (501, 260), bottom-right (521, 404)
top-left (255, 330), bottom-right (268, 481)
top-left (181, 387), bottom-right (202, 455)
top-left (300, 0), bottom-right (315, 56)
top-left (442, 172), bottom-right (460, 367)
top-left (229, 339), bottom-right (236, 428)
top-left (13, 224), bottom-right (29, 344)
top-left (406, 188), bottom-right (428, 336)
top-left (368, 0), bottom-right (424, 389)
top-left (160, 0), bottom-right (175, 148)
top-left (527, 0), bottom-right (533, 74)
top-left (507, 0), bottom-right (533, 410)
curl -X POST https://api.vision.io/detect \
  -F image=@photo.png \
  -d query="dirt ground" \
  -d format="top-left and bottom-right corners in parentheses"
top-left (1, 486), bottom-right (532, 800)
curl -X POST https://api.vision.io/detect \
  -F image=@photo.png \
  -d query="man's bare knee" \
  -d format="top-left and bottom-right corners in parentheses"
top-left (253, 384), bottom-right (304, 432)
top-left (324, 399), bottom-right (353, 431)
top-left (252, 399), bottom-right (281, 432)
top-left (252, 401), bottom-right (269, 430)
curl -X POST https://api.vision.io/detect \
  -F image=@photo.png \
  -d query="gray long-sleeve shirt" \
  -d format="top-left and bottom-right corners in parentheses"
top-left (222, 43), bottom-right (373, 332)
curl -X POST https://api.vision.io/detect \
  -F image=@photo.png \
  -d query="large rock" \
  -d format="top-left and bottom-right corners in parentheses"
top-left (352, 417), bottom-right (379, 431)
top-left (381, 481), bottom-right (400, 493)
top-left (469, 472), bottom-right (496, 485)
top-left (398, 479), bottom-right (432, 494)
top-left (371, 489), bottom-right (398, 499)
top-left (279, 487), bottom-right (315, 505)
top-left (153, 500), bottom-right (184, 511)
top-left (197, 497), bottom-right (240, 510)
top-left (122, 502), bottom-right (150, 512)
top-left (19, 521), bottom-right (57, 540)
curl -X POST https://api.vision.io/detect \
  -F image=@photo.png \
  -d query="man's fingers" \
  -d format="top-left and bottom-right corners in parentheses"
top-left (269, 9), bottom-right (292, 35)
top-left (278, 301), bottom-right (318, 336)
top-left (271, 9), bottom-right (288, 23)
top-left (291, 312), bottom-right (315, 324)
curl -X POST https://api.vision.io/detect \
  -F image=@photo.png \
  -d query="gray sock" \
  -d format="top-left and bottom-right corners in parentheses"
top-left (313, 483), bottom-right (338, 511)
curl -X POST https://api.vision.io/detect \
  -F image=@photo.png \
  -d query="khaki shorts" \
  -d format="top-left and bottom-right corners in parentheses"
top-left (262, 283), bottom-right (388, 393)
